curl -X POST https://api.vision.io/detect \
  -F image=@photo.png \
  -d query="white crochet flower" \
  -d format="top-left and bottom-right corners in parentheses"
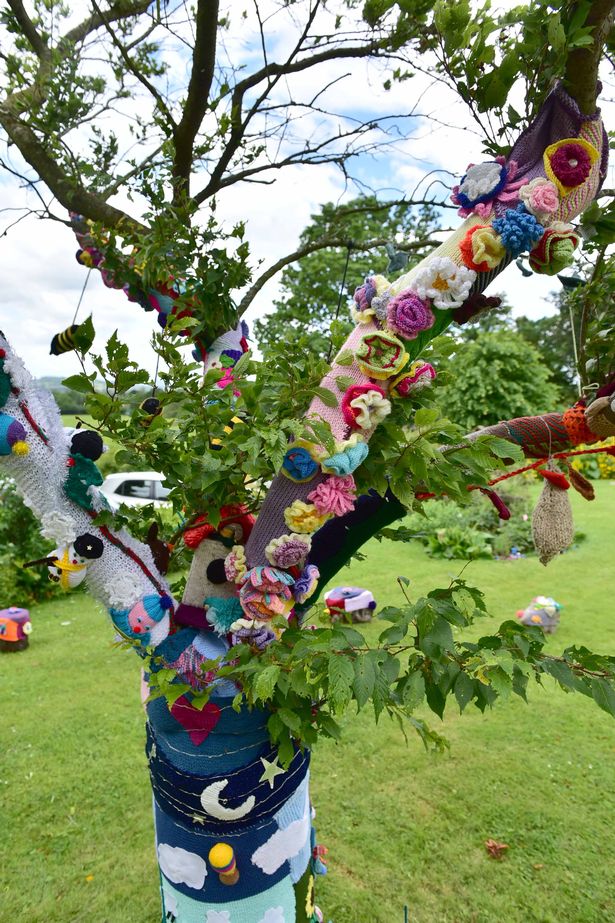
top-left (458, 162), bottom-right (503, 201)
top-left (413, 257), bottom-right (476, 310)
top-left (106, 571), bottom-right (144, 609)
top-left (40, 511), bottom-right (77, 545)
top-left (350, 390), bottom-right (391, 429)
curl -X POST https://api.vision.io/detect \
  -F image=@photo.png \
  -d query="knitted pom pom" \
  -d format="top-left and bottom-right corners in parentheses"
top-left (11, 440), bottom-right (29, 456)
top-left (71, 430), bottom-right (104, 461)
top-left (563, 401), bottom-right (599, 446)
top-left (159, 593), bottom-right (174, 611)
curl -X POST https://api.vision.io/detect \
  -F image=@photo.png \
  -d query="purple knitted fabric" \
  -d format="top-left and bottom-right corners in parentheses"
top-left (494, 82), bottom-right (608, 217)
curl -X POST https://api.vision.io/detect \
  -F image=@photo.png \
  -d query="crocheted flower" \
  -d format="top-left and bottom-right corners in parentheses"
top-left (239, 567), bottom-right (295, 621)
top-left (224, 545), bottom-right (247, 584)
top-left (491, 204), bottom-right (544, 257)
top-left (341, 384), bottom-right (391, 430)
top-left (281, 442), bottom-right (320, 483)
top-left (518, 178), bottom-right (559, 224)
top-left (385, 290), bottom-right (435, 340)
top-left (284, 500), bottom-right (330, 534)
top-left (459, 225), bottom-right (506, 272)
top-left (231, 621), bottom-right (277, 650)
top-left (204, 595), bottom-right (243, 635)
top-left (265, 533), bottom-right (311, 568)
top-left (544, 138), bottom-right (599, 193)
top-left (528, 223), bottom-right (580, 276)
top-left (351, 274), bottom-right (390, 323)
top-left (451, 157), bottom-right (525, 218)
top-left (308, 474), bottom-right (356, 517)
top-left (413, 257), bottom-right (476, 310)
top-left (355, 331), bottom-right (408, 380)
top-left (293, 564), bottom-right (320, 604)
top-left (391, 361), bottom-right (436, 397)
top-left (321, 435), bottom-right (368, 476)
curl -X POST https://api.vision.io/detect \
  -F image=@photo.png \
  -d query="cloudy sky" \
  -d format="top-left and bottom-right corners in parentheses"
top-left (0, 1), bottom-right (613, 379)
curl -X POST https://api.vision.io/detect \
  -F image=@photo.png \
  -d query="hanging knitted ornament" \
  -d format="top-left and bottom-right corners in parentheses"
top-left (584, 396), bottom-right (615, 439)
top-left (532, 461), bottom-right (575, 565)
top-left (64, 452), bottom-right (104, 510)
top-left (567, 464), bottom-right (595, 501)
top-left (0, 413), bottom-right (29, 456)
top-left (50, 325), bottom-right (81, 356)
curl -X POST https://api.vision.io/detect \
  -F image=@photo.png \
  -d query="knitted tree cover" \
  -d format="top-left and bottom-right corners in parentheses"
top-left (1, 81), bottom-right (609, 923)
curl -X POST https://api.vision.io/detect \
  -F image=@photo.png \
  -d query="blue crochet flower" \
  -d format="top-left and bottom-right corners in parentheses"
top-left (282, 444), bottom-right (319, 482)
top-left (491, 204), bottom-right (544, 257)
top-left (322, 441), bottom-right (368, 476)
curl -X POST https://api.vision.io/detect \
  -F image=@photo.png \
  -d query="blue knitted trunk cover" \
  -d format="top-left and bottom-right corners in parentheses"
top-left (145, 651), bottom-right (314, 923)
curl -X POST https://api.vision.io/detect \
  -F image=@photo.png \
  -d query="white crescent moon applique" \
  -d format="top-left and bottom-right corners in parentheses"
top-left (200, 779), bottom-right (256, 821)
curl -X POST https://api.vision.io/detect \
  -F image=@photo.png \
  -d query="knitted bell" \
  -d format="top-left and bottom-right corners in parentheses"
top-left (532, 461), bottom-right (575, 565)
top-left (0, 412), bottom-right (29, 456)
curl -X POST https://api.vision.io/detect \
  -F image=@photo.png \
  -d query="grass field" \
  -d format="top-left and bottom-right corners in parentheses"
top-left (2, 484), bottom-right (615, 922)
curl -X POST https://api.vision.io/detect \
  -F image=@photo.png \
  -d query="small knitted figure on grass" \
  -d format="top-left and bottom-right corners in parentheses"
top-left (516, 596), bottom-right (562, 634)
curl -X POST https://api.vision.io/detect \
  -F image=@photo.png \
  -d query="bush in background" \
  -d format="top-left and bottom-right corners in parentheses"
top-left (0, 478), bottom-right (59, 606)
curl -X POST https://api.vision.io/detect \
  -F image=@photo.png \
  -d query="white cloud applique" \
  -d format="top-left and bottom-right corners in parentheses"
top-left (206, 912), bottom-right (231, 923)
top-left (157, 843), bottom-right (207, 890)
top-left (251, 795), bottom-right (310, 876)
top-left (258, 908), bottom-right (286, 923)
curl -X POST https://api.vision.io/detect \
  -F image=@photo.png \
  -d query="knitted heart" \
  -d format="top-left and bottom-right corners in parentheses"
top-left (169, 696), bottom-right (221, 745)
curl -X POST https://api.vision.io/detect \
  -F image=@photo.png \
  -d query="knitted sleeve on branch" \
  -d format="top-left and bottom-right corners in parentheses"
top-left (0, 334), bottom-right (173, 650)
top-left (244, 82), bottom-right (608, 608)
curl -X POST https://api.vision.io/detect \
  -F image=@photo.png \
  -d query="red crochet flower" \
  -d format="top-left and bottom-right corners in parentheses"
top-left (549, 142), bottom-right (592, 187)
top-left (341, 383), bottom-right (387, 429)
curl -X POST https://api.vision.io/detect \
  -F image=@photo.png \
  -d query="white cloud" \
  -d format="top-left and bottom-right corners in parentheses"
top-left (251, 792), bottom-right (311, 876)
top-left (157, 843), bottom-right (207, 890)
top-left (258, 909), bottom-right (286, 923)
top-left (206, 912), bottom-right (231, 923)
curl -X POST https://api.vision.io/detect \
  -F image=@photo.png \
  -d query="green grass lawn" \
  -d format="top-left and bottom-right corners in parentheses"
top-left (2, 484), bottom-right (615, 922)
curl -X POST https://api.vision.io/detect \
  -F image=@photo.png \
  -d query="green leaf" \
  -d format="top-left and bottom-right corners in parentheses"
top-left (402, 670), bottom-right (425, 711)
top-left (590, 678), bottom-right (615, 717)
top-left (278, 707), bottom-right (301, 733)
top-left (253, 665), bottom-right (281, 702)
top-left (353, 655), bottom-right (376, 709)
top-left (335, 375), bottom-right (355, 391)
top-left (314, 386), bottom-right (339, 408)
top-left (328, 654), bottom-right (354, 712)
top-left (335, 348), bottom-right (354, 366)
top-left (61, 374), bottom-right (95, 394)
top-left (73, 315), bottom-right (95, 353)
top-left (454, 671), bottom-right (474, 713)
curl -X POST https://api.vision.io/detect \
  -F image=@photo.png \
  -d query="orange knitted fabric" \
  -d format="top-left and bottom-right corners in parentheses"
top-left (562, 401), bottom-right (600, 446)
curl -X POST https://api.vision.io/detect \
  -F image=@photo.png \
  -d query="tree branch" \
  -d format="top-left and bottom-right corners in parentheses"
top-left (62, 0), bottom-right (153, 47)
top-left (0, 102), bottom-right (144, 230)
top-left (90, 0), bottom-right (176, 131)
top-left (237, 235), bottom-right (437, 316)
top-left (192, 34), bottom-right (387, 203)
top-left (6, 0), bottom-right (48, 58)
top-left (172, 0), bottom-right (220, 202)
top-left (564, 0), bottom-right (615, 114)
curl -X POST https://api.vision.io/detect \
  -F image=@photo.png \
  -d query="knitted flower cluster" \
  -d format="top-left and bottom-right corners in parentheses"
top-left (451, 157), bottom-right (525, 218)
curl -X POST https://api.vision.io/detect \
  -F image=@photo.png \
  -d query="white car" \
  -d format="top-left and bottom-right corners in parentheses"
top-left (100, 471), bottom-right (171, 511)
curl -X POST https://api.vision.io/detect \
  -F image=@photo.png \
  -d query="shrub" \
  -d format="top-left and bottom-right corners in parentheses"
top-left (0, 478), bottom-right (59, 607)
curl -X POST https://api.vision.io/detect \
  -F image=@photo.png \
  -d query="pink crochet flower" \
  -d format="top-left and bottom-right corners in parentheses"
top-left (549, 142), bottom-right (591, 187)
top-left (386, 291), bottom-right (434, 340)
top-left (308, 475), bottom-right (356, 517)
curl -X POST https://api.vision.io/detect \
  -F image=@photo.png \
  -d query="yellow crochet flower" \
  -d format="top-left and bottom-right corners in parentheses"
top-left (283, 500), bottom-right (329, 534)
top-left (470, 225), bottom-right (506, 269)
